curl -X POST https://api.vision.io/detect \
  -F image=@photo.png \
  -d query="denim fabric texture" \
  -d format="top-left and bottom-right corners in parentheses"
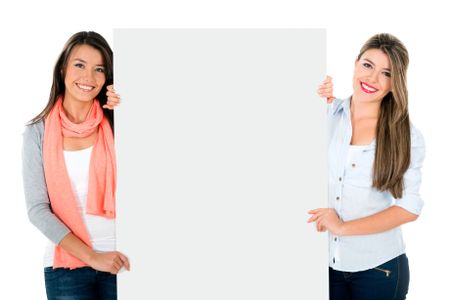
top-left (329, 254), bottom-right (409, 300)
top-left (44, 266), bottom-right (117, 300)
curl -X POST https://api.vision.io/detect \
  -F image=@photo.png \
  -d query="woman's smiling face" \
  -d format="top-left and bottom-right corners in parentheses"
top-left (63, 44), bottom-right (106, 104)
top-left (352, 48), bottom-right (392, 104)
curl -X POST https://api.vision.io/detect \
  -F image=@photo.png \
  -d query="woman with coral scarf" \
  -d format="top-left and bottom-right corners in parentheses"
top-left (22, 31), bottom-right (129, 300)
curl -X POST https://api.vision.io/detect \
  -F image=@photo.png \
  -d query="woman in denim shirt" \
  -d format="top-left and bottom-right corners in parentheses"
top-left (308, 33), bottom-right (425, 300)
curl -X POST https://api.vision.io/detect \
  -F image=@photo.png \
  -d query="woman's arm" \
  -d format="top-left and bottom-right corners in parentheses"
top-left (308, 122), bottom-right (425, 236)
top-left (307, 206), bottom-right (418, 236)
top-left (58, 233), bottom-right (130, 274)
top-left (22, 122), bottom-right (71, 243)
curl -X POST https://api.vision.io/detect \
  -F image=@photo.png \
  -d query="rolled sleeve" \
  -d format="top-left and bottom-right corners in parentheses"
top-left (394, 126), bottom-right (425, 215)
top-left (22, 121), bottom-right (70, 244)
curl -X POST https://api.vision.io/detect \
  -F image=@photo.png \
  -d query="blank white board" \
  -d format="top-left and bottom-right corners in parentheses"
top-left (114, 29), bottom-right (327, 300)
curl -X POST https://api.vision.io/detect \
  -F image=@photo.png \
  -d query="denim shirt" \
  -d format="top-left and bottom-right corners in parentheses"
top-left (328, 97), bottom-right (425, 272)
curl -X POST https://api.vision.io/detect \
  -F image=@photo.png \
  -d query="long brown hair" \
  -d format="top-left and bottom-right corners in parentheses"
top-left (30, 31), bottom-right (114, 130)
top-left (358, 33), bottom-right (410, 199)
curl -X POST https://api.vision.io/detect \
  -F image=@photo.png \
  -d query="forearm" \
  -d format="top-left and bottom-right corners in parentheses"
top-left (59, 233), bottom-right (131, 274)
top-left (27, 202), bottom-right (71, 244)
top-left (340, 205), bottom-right (418, 236)
top-left (58, 233), bottom-right (96, 265)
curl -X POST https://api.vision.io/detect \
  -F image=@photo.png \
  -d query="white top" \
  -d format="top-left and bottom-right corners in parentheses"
top-left (43, 146), bottom-right (116, 267)
top-left (346, 145), bottom-right (367, 166)
top-left (328, 98), bottom-right (425, 272)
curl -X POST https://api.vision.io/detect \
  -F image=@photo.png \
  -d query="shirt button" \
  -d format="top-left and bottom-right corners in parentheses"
top-left (351, 163), bottom-right (356, 168)
top-left (338, 177), bottom-right (342, 181)
top-left (336, 196), bottom-right (340, 201)
top-left (333, 257), bottom-right (335, 263)
top-left (334, 237), bottom-right (338, 241)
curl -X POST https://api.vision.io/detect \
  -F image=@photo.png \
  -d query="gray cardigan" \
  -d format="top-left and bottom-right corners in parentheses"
top-left (22, 120), bottom-right (70, 244)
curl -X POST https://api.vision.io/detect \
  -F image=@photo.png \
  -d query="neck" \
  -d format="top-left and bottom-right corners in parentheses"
top-left (62, 97), bottom-right (95, 124)
top-left (350, 96), bottom-right (381, 120)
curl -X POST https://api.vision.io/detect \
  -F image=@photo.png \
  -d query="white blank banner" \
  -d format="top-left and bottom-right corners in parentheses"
top-left (115, 29), bottom-right (327, 299)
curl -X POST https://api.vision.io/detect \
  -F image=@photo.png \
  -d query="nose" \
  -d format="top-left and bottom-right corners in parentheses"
top-left (81, 68), bottom-right (95, 82)
top-left (367, 70), bottom-right (378, 83)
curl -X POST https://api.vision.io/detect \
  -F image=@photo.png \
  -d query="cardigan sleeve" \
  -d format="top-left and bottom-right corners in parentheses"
top-left (22, 120), bottom-right (71, 244)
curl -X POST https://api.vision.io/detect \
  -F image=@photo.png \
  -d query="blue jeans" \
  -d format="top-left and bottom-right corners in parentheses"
top-left (329, 254), bottom-right (409, 300)
top-left (44, 266), bottom-right (117, 300)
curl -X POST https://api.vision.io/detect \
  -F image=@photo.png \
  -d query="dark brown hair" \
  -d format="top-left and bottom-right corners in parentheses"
top-left (30, 31), bottom-right (114, 129)
top-left (358, 33), bottom-right (410, 199)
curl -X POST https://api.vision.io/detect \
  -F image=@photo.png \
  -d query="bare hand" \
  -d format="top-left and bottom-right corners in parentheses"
top-left (308, 208), bottom-right (344, 235)
top-left (317, 76), bottom-right (336, 104)
top-left (103, 85), bottom-right (121, 110)
top-left (88, 251), bottom-right (130, 274)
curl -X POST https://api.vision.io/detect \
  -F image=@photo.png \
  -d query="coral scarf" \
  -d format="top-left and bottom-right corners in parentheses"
top-left (43, 97), bottom-right (116, 269)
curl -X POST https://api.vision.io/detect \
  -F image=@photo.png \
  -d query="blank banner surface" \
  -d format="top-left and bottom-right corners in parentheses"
top-left (115, 29), bottom-right (327, 299)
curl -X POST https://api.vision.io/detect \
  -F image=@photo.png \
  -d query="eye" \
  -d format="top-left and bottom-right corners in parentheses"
top-left (75, 63), bottom-right (85, 69)
top-left (95, 67), bottom-right (105, 73)
top-left (382, 71), bottom-right (391, 78)
top-left (362, 62), bottom-right (372, 69)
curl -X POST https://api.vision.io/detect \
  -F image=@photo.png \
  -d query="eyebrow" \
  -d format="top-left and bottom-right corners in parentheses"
top-left (363, 58), bottom-right (391, 72)
top-left (73, 58), bottom-right (105, 67)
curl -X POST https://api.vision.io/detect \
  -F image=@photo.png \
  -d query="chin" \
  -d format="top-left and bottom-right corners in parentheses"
top-left (353, 92), bottom-right (383, 104)
top-left (76, 92), bottom-right (100, 102)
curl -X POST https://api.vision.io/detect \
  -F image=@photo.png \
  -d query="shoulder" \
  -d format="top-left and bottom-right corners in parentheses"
top-left (328, 97), bottom-right (350, 117)
top-left (23, 119), bottom-right (45, 150)
top-left (23, 119), bottom-right (44, 138)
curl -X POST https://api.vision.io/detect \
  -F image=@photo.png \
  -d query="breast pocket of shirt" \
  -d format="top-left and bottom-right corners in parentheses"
top-left (345, 146), bottom-right (375, 188)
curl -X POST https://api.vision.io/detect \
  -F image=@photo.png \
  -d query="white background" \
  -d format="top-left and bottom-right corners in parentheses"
top-left (0, 0), bottom-right (447, 299)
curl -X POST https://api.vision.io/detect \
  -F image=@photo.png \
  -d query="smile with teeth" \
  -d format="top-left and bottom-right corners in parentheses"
top-left (360, 82), bottom-right (378, 94)
top-left (76, 83), bottom-right (95, 92)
